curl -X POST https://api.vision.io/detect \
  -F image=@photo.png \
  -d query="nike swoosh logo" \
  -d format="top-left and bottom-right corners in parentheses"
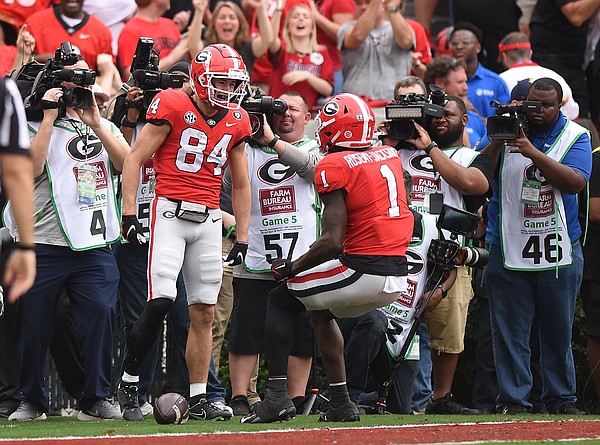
top-left (225, 122), bottom-right (236, 127)
top-left (212, 217), bottom-right (222, 223)
top-left (79, 34), bottom-right (90, 39)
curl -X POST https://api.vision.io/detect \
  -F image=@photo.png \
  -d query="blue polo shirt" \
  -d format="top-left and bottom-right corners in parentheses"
top-left (486, 113), bottom-right (592, 246)
top-left (466, 109), bottom-right (486, 147)
top-left (467, 63), bottom-right (510, 119)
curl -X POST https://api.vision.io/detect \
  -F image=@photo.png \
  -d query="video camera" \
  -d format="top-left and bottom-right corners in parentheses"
top-left (384, 85), bottom-right (446, 140)
top-left (241, 88), bottom-right (287, 144)
top-left (12, 42), bottom-right (96, 120)
top-left (130, 37), bottom-right (184, 108)
top-left (110, 37), bottom-right (184, 127)
top-left (486, 100), bottom-right (541, 139)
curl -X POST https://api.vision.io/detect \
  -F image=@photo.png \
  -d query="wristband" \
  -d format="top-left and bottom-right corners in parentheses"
top-left (424, 141), bottom-right (438, 155)
top-left (267, 135), bottom-right (280, 148)
top-left (14, 243), bottom-right (35, 251)
top-left (436, 284), bottom-right (448, 299)
top-left (121, 118), bottom-right (138, 128)
top-left (387, 5), bottom-right (400, 13)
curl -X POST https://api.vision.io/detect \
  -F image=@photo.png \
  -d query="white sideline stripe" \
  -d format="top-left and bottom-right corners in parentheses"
top-left (1, 420), bottom-right (599, 442)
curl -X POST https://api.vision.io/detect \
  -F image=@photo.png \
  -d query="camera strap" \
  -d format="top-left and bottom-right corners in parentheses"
top-left (41, 100), bottom-right (60, 110)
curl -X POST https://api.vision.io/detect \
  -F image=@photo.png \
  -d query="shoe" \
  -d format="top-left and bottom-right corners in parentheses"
top-left (189, 396), bottom-right (232, 420)
top-left (117, 383), bottom-right (143, 421)
top-left (548, 402), bottom-right (581, 415)
top-left (319, 400), bottom-right (360, 422)
top-left (140, 401), bottom-right (153, 416)
top-left (229, 395), bottom-right (250, 416)
top-left (77, 399), bottom-right (123, 421)
top-left (425, 393), bottom-right (481, 415)
top-left (0, 400), bottom-right (20, 418)
top-left (496, 404), bottom-right (528, 415)
top-left (240, 394), bottom-right (296, 423)
top-left (8, 401), bottom-right (47, 421)
top-left (211, 400), bottom-right (233, 416)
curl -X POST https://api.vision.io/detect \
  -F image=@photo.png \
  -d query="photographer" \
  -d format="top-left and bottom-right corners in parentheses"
top-left (6, 56), bottom-right (130, 421)
top-left (482, 77), bottom-right (592, 415)
top-left (227, 91), bottom-right (322, 416)
top-left (385, 88), bottom-right (493, 415)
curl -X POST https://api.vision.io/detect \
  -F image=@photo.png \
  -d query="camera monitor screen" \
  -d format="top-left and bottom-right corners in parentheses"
top-left (436, 204), bottom-right (479, 238)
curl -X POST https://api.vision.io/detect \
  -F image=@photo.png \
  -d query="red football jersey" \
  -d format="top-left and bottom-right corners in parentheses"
top-left (0, 0), bottom-right (56, 29)
top-left (314, 145), bottom-right (413, 256)
top-left (146, 89), bottom-right (252, 208)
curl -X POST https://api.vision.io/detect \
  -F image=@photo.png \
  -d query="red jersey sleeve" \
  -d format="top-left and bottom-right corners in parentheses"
top-left (314, 155), bottom-right (349, 195)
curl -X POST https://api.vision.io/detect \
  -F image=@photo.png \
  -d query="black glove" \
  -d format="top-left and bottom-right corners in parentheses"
top-left (271, 258), bottom-right (293, 283)
top-left (122, 215), bottom-right (147, 245)
top-left (223, 241), bottom-right (248, 266)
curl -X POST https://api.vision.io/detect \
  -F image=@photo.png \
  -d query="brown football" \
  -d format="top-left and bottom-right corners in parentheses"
top-left (153, 393), bottom-right (189, 424)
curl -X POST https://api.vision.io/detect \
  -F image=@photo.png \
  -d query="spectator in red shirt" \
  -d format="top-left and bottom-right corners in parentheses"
top-left (268, 2), bottom-right (333, 112)
top-left (310, 0), bottom-right (354, 94)
top-left (25, 0), bottom-right (113, 71)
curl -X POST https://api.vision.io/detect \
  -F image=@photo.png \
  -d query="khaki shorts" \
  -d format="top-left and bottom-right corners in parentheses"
top-left (426, 265), bottom-right (474, 354)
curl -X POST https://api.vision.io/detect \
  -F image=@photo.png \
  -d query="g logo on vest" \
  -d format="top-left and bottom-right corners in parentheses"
top-left (524, 164), bottom-right (548, 186)
top-left (67, 134), bottom-right (103, 160)
top-left (409, 153), bottom-right (434, 174)
top-left (258, 159), bottom-right (295, 185)
top-left (406, 249), bottom-right (425, 276)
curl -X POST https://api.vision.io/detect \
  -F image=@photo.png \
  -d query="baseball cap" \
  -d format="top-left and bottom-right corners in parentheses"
top-left (168, 61), bottom-right (191, 77)
top-left (510, 78), bottom-right (534, 101)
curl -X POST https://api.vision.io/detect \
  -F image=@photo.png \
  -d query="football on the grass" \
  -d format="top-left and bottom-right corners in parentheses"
top-left (153, 393), bottom-right (189, 424)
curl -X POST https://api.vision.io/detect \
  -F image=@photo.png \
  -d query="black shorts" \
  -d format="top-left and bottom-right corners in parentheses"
top-left (581, 280), bottom-right (600, 338)
top-left (228, 277), bottom-right (314, 356)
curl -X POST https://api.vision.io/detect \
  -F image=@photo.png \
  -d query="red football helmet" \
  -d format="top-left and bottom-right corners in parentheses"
top-left (191, 44), bottom-right (249, 109)
top-left (315, 94), bottom-right (375, 152)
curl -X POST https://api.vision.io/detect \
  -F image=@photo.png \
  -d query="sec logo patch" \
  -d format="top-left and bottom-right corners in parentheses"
top-left (184, 112), bottom-right (197, 125)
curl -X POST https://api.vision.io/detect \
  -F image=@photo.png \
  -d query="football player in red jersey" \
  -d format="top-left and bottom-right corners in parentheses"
top-left (117, 44), bottom-right (252, 422)
top-left (241, 93), bottom-right (414, 424)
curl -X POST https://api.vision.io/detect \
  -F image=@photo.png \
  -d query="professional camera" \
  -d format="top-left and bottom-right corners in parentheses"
top-left (130, 37), bottom-right (184, 108)
top-left (384, 85), bottom-right (446, 140)
top-left (110, 37), bottom-right (184, 126)
top-left (241, 88), bottom-right (288, 144)
top-left (13, 42), bottom-right (96, 120)
top-left (486, 100), bottom-right (541, 139)
top-left (427, 204), bottom-right (489, 272)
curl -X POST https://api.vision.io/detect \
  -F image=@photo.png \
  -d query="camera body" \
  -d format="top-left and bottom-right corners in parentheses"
top-left (486, 100), bottom-right (541, 139)
top-left (384, 85), bottom-right (446, 140)
top-left (130, 37), bottom-right (184, 109)
top-left (110, 38), bottom-right (184, 127)
top-left (241, 88), bottom-right (288, 144)
top-left (13, 42), bottom-right (96, 120)
top-left (427, 204), bottom-right (488, 270)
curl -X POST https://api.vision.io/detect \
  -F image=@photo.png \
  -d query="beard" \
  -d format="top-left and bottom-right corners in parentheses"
top-left (429, 125), bottom-right (464, 147)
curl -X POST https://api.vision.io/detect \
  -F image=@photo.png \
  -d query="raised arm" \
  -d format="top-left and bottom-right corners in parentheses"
top-left (249, 0), bottom-right (275, 58)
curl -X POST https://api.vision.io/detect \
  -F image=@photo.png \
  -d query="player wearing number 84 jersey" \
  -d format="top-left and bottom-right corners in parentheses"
top-left (117, 44), bottom-right (252, 422)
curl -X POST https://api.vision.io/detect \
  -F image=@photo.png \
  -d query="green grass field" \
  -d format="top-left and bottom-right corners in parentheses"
top-left (1, 413), bottom-right (599, 440)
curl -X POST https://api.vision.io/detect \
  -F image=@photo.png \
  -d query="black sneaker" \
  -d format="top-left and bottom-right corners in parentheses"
top-left (229, 395), bottom-right (250, 416)
top-left (117, 383), bottom-right (143, 421)
top-left (189, 396), bottom-right (232, 420)
top-left (319, 400), bottom-right (360, 422)
top-left (425, 393), bottom-right (481, 415)
top-left (548, 402), bottom-right (581, 415)
top-left (240, 394), bottom-right (296, 424)
top-left (496, 404), bottom-right (528, 415)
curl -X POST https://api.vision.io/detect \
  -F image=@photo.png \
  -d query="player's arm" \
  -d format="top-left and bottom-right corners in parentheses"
top-left (291, 189), bottom-right (347, 276)
top-left (228, 141), bottom-right (251, 243)
top-left (121, 123), bottom-right (169, 215)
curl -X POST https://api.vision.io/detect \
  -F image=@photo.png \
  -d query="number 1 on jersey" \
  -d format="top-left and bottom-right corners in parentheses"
top-left (380, 164), bottom-right (400, 217)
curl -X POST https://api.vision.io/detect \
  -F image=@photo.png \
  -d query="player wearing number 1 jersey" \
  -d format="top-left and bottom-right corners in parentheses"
top-left (241, 93), bottom-right (413, 424)
top-left (117, 44), bottom-right (252, 422)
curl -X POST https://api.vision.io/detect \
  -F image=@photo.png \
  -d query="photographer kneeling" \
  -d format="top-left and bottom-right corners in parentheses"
top-left (381, 81), bottom-right (493, 415)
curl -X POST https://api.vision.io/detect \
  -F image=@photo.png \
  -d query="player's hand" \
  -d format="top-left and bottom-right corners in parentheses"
top-left (223, 241), bottom-right (248, 266)
top-left (122, 215), bottom-right (147, 245)
top-left (271, 258), bottom-right (293, 283)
